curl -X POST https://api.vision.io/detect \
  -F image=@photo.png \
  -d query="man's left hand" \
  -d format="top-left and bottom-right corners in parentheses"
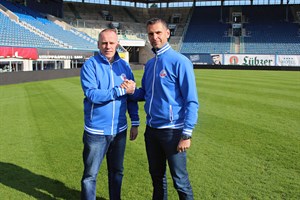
top-left (130, 126), bottom-right (138, 141)
top-left (177, 139), bottom-right (191, 152)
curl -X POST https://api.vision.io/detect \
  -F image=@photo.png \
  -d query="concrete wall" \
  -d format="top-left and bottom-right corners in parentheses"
top-left (139, 43), bottom-right (153, 65)
top-left (2, 64), bottom-right (298, 86)
top-left (0, 65), bottom-right (144, 86)
top-left (0, 68), bottom-right (81, 85)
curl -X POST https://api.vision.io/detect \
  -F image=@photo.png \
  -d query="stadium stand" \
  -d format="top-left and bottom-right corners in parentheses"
top-left (180, 6), bottom-right (232, 54)
top-left (180, 5), bottom-right (300, 55)
top-left (63, 2), bottom-right (190, 50)
top-left (0, 11), bottom-right (60, 48)
top-left (0, 0), bottom-right (97, 51)
top-left (241, 5), bottom-right (300, 54)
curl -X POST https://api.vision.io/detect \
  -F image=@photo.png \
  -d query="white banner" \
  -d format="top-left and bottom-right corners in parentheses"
top-left (224, 54), bottom-right (275, 66)
top-left (276, 55), bottom-right (300, 66)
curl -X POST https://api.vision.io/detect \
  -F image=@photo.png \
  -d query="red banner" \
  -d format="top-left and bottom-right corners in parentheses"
top-left (0, 46), bottom-right (38, 60)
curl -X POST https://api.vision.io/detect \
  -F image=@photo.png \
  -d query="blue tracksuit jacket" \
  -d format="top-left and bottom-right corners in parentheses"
top-left (80, 51), bottom-right (139, 135)
top-left (134, 43), bottom-right (199, 136)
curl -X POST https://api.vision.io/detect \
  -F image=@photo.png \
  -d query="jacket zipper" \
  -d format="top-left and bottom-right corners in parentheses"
top-left (148, 56), bottom-right (158, 126)
top-left (169, 105), bottom-right (173, 123)
top-left (90, 103), bottom-right (94, 120)
top-left (110, 64), bottom-right (115, 135)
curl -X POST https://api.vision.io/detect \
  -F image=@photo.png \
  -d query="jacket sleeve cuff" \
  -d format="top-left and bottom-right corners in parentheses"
top-left (114, 86), bottom-right (126, 97)
top-left (131, 120), bottom-right (140, 127)
top-left (182, 128), bottom-right (193, 136)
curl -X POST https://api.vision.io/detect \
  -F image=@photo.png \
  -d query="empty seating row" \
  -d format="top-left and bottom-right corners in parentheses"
top-left (0, 12), bottom-right (60, 48)
top-left (180, 7), bottom-right (231, 54)
top-left (242, 5), bottom-right (300, 54)
top-left (0, 0), bottom-right (97, 51)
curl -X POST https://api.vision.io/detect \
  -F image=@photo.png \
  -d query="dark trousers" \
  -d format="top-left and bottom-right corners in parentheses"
top-left (81, 130), bottom-right (127, 200)
top-left (144, 126), bottom-right (194, 200)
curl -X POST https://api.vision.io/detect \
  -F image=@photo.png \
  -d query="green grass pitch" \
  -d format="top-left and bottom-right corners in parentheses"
top-left (0, 69), bottom-right (299, 199)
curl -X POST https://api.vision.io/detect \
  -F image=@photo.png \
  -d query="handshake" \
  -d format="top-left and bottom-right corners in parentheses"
top-left (121, 79), bottom-right (136, 95)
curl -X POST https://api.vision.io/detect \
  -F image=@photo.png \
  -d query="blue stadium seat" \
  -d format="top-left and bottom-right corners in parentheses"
top-left (0, 0), bottom-right (97, 51)
top-left (241, 6), bottom-right (300, 54)
top-left (180, 7), bottom-right (231, 54)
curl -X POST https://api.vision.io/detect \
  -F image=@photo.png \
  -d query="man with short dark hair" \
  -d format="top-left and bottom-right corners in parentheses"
top-left (124, 18), bottom-right (199, 200)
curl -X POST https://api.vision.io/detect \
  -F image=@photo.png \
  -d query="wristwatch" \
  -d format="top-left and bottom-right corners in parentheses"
top-left (181, 134), bottom-right (192, 140)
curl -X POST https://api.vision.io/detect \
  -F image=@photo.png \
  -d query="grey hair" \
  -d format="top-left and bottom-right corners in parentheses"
top-left (98, 28), bottom-right (117, 41)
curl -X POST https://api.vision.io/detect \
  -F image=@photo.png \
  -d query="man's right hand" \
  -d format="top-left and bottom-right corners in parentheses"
top-left (120, 80), bottom-right (136, 94)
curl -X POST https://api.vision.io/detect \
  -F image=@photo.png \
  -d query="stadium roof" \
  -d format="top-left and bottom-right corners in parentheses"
top-left (86, 0), bottom-right (289, 3)
top-left (131, 0), bottom-right (292, 5)
top-left (64, 0), bottom-right (295, 7)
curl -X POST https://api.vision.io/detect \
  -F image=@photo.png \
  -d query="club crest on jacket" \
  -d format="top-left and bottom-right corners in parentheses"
top-left (121, 73), bottom-right (127, 81)
top-left (159, 69), bottom-right (167, 78)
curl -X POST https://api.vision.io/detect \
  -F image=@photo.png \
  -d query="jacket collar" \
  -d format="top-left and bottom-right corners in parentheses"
top-left (98, 51), bottom-right (121, 64)
top-left (152, 43), bottom-right (171, 56)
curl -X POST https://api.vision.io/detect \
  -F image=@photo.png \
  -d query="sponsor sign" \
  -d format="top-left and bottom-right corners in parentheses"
top-left (119, 39), bottom-right (146, 47)
top-left (38, 55), bottom-right (84, 59)
top-left (0, 46), bottom-right (38, 60)
top-left (185, 53), bottom-right (300, 67)
top-left (183, 53), bottom-right (212, 65)
top-left (276, 55), bottom-right (300, 66)
top-left (211, 54), bottom-right (222, 65)
top-left (224, 54), bottom-right (275, 66)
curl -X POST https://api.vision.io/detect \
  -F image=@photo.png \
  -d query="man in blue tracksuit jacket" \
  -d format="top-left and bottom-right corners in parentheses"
top-left (126, 18), bottom-right (199, 200)
top-left (80, 29), bottom-right (139, 200)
